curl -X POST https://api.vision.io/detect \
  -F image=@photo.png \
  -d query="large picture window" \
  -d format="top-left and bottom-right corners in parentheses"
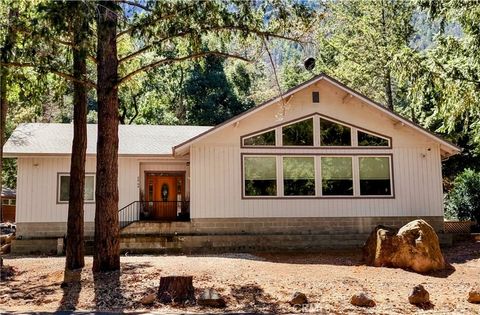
top-left (282, 118), bottom-right (314, 146)
top-left (283, 157), bottom-right (315, 196)
top-left (244, 157), bottom-right (277, 196)
top-left (58, 174), bottom-right (95, 203)
top-left (320, 118), bottom-right (351, 146)
top-left (321, 157), bottom-right (353, 196)
top-left (359, 157), bottom-right (391, 195)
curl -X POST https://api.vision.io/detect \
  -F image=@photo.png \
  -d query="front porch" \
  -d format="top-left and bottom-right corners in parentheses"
top-left (120, 160), bottom-right (191, 227)
top-left (119, 200), bottom-right (190, 228)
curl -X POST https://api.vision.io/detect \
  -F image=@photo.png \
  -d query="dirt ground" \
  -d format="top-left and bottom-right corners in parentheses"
top-left (0, 240), bottom-right (479, 314)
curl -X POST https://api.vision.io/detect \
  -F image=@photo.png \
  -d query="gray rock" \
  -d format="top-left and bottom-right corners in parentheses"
top-left (468, 288), bottom-right (480, 304)
top-left (350, 292), bottom-right (376, 307)
top-left (408, 284), bottom-right (430, 305)
top-left (289, 292), bottom-right (308, 306)
top-left (197, 289), bottom-right (226, 308)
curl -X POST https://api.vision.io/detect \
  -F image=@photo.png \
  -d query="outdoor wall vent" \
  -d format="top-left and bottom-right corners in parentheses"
top-left (312, 91), bottom-right (320, 103)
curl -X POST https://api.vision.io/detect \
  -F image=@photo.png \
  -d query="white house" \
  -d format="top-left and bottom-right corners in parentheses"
top-left (3, 74), bottom-right (460, 253)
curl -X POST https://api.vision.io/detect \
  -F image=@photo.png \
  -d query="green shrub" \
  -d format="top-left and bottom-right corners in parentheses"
top-left (445, 169), bottom-right (480, 224)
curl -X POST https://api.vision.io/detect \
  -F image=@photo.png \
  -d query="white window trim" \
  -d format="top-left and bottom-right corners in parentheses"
top-left (281, 155), bottom-right (316, 198)
top-left (319, 117), bottom-right (353, 148)
top-left (242, 155), bottom-right (278, 198)
top-left (356, 129), bottom-right (391, 148)
top-left (281, 117), bottom-right (315, 147)
top-left (57, 173), bottom-right (96, 204)
top-left (357, 155), bottom-right (394, 197)
top-left (320, 155), bottom-right (355, 197)
top-left (241, 114), bottom-right (391, 149)
top-left (242, 128), bottom-right (276, 147)
top-left (242, 154), bottom-right (394, 199)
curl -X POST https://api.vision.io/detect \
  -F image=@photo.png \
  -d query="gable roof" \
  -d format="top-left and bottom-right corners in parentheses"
top-left (3, 123), bottom-right (212, 157)
top-left (173, 73), bottom-right (461, 157)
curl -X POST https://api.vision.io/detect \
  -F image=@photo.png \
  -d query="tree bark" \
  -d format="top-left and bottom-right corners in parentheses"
top-left (158, 276), bottom-right (195, 304)
top-left (93, 1), bottom-right (120, 272)
top-left (65, 3), bottom-right (89, 272)
top-left (385, 69), bottom-right (394, 111)
top-left (0, 9), bottom-right (18, 222)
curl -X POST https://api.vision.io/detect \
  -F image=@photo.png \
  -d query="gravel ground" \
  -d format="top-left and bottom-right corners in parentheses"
top-left (0, 241), bottom-right (479, 314)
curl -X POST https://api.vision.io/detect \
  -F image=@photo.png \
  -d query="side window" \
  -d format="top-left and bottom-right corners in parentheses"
top-left (321, 157), bottom-right (353, 196)
top-left (359, 157), bottom-right (391, 195)
top-left (320, 118), bottom-right (351, 146)
top-left (283, 157), bottom-right (315, 196)
top-left (243, 129), bottom-right (276, 146)
top-left (282, 118), bottom-right (314, 146)
top-left (358, 131), bottom-right (389, 147)
top-left (244, 157), bottom-right (277, 196)
top-left (58, 174), bottom-right (96, 203)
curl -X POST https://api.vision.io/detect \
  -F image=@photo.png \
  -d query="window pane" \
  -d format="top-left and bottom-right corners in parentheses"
top-left (320, 119), bottom-right (351, 146)
top-left (59, 175), bottom-right (95, 202)
top-left (243, 130), bottom-right (276, 146)
top-left (359, 157), bottom-right (391, 195)
top-left (244, 157), bottom-right (277, 196)
top-left (85, 175), bottom-right (95, 201)
top-left (283, 157), bottom-right (315, 196)
top-left (10, 199), bottom-right (16, 206)
top-left (282, 118), bottom-right (314, 146)
top-left (2, 199), bottom-right (9, 205)
top-left (59, 175), bottom-right (70, 202)
top-left (321, 157), bottom-right (353, 195)
top-left (358, 131), bottom-right (389, 147)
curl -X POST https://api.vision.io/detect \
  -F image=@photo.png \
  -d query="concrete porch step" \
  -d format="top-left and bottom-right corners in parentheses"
top-left (121, 220), bottom-right (193, 235)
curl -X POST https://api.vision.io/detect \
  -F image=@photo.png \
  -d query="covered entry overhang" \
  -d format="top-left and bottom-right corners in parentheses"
top-left (119, 156), bottom-right (191, 227)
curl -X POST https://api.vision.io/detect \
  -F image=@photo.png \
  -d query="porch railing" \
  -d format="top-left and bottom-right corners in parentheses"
top-left (118, 201), bottom-right (190, 229)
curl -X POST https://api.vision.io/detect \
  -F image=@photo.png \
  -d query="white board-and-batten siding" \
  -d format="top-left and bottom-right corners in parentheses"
top-left (189, 79), bottom-right (445, 219)
top-left (16, 157), bottom-right (139, 223)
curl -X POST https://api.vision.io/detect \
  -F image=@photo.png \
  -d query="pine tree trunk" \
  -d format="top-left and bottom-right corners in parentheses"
top-left (0, 9), bottom-right (18, 222)
top-left (65, 4), bottom-right (88, 272)
top-left (93, 1), bottom-right (120, 272)
top-left (385, 69), bottom-right (394, 111)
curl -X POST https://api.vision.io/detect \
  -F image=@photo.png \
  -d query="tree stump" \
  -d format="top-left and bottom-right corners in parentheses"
top-left (158, 276), bottom-right (195, 304)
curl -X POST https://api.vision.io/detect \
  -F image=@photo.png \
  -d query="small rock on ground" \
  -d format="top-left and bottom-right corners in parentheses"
top-left (197, 288), bottom-right (226, 308)
top-left (468, 288), bottom-right (480, 304)
top-left (140, 293), bottom-right (156, 305)
top-left (409, 284), bottom-right (430, 305)
top-left (289, 292), bottom-right (308, 306)
top-left (351, 292), bottom-right (376, 307)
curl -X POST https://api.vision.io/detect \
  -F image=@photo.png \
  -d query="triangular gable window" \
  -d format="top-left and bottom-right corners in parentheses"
top-left (357, 130), bottom-right (389, 147)
top-left (243, 129), bottom-right (276, 146)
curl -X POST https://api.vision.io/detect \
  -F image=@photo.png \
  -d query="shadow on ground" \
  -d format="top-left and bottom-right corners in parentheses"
top-left (93, 270), bottom-right (126, 312)
top-left (229, 283), bottom-right (281, 313)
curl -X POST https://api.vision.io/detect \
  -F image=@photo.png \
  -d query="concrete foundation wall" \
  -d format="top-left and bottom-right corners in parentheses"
top-left (12, 216), bottom-right (444, 254)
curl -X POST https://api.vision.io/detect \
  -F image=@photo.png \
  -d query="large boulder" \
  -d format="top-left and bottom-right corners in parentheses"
top-left (363, 219), bottom-right (445, 273)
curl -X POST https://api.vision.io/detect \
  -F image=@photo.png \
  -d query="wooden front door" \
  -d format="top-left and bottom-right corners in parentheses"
top-left (145, 173), bottom-right (184, 220)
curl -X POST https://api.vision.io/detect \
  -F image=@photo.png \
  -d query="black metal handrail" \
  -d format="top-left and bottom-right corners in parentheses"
top-left (118, 200), bottom-right (190, 229)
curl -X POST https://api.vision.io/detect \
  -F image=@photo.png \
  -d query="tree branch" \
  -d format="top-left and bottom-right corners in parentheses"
top-left (117, 51), bottom-right (251, 87)
top-left (114, 0), bottom-right (152, 11)
top-left (118, 26), bottom-right (307, 65)
top-left (0, 62), bottom-right (97, 89)
top-left (119, 44), bottom-right (151, 64)
top-left (57, 39), bottom-right (98, 64)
